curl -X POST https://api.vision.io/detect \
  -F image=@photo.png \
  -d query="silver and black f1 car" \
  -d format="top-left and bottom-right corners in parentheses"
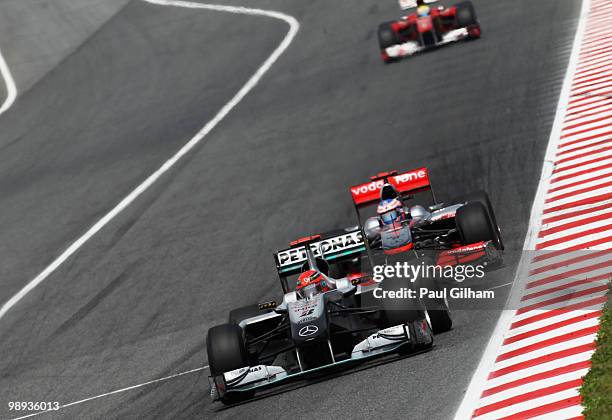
top-left (349, 167), bottom-right (503, 267)
top-left (206, 233), bottom-right (450, 405)
top-left (378, 0), bottom-right (481, 63)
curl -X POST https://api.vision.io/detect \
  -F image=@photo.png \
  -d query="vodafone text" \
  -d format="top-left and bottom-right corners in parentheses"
top-left (351, 169), bottom-right (427, 196)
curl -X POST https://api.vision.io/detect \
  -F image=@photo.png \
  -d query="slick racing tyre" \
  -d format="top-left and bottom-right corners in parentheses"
top-left (207, 323), bottom-right (249, 376)
top-left (423, 298), bottom-right (453, 334)
top-left (207, 323), bottom-right (255, 405)
top-left (456, 202), bottom-right (497, 245)
top-left (380, 277), bottom-right (425, 327)
top-left (378, 21), bottom-right (400, 50)
top-left (454, 190), bottom-right (504, 249)
top-left (455, 1), bottom-right (478, 27)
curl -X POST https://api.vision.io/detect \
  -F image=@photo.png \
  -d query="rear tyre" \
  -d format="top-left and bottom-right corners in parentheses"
top-left (455, 1), bottom-right (478, 27)
top-left (456, 202), bottom-right (496, 245)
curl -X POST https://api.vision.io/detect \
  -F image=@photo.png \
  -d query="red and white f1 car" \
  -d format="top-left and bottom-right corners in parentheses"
top-left (349, 167), bottom-right (503, 267)
top-left (378, 0), bottom-right (481, 63)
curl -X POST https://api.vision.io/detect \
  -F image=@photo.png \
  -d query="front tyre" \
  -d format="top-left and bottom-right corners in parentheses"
top-left (207, 324), bottom-right (249, 376)
top-left (455, 190), bottom-right (503, 249)
top-left (380, 277), bottom-right (425, 327)
top-left (207, 324), bottom-right (255, 404)
top-left (378, 22), bottom-right (400, 49)
top-left (456, 202), bottom-right (497, 245)
top-left (378, 22), bottom-right (400, 63)
top-left (455, 1), bottom-right (478, 27)
top-left (424, 298), bottom-right (453, 334)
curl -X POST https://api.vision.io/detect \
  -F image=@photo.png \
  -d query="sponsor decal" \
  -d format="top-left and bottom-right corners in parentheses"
top-left (429, 212), bottom-right (455, 221)
top-left (277, 231), bottom-right (363, 267)
top-left (300, 308), bottom-right (315, 317)
top-left (350, 168), bottom-right (430, 204)
top-left (298, 316), bottom-right (317, 324)
top-left (446, 242), bottom-right (486, 255)
top-left (298, 325), bottom-right (318, 337)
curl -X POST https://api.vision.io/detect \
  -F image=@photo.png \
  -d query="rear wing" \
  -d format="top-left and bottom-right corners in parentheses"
top-left (274, 229), bottom-right (366, 277)
top-left (349, 167), bottom-right (433, 207)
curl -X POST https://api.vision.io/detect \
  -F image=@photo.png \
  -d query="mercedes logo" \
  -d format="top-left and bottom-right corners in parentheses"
top-left (298, 325), bottom-right (318, 337)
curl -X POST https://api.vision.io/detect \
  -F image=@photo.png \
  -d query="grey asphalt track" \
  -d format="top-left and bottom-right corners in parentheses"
top-left (0, 0), bottom-right (581, 419)
top-left (0, 0), bottom-right (130, 93)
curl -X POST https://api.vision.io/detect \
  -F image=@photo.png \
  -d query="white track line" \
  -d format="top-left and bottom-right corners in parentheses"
top-left (0, 46), bottom-right (17, 115)
top-left (452, 0), bottom-right (592, 418)
top-left (0, 0), bottom-right (299, 320)
top-left (10, 366), bottom-right (209, 419)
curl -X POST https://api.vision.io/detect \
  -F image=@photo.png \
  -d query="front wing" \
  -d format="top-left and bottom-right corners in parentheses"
top-left (385, 28), bottom-right (469, 58)
top-left (210, 322), bottom-right (432, 401)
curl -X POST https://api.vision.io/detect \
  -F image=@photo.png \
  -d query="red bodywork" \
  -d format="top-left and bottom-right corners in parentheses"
top-left (350, 167), bottom-right (501, 268)
top-left (391, 6), bottom-right (460, 39)
top-left (350, 167), bottom-right (431, 206)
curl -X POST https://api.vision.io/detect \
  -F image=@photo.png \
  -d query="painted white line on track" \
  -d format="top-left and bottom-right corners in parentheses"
top-left (0, 0), bottom-right (300, 320)
top-left (0, 46), bottom-right (17, 115)
top-left (10, 366), bottom-right (209, 419)
top-left (486, 282), bottom-right (514, 291)
top-left (452, 0), bottom-right (593, 418)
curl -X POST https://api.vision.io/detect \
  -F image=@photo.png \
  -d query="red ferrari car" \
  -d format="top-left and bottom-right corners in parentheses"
top-left (378, 0), bottom-right (481, 63)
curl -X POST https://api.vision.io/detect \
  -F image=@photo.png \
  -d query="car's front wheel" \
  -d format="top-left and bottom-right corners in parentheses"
top-left (424, 297), bottom-right (453, 334)
top-left (456, 201), bottom-right (498, 246)
top-left (378, 22), bottom-right (400, 49)
top-left (455, 1), bottom-right (478, 27)
top-left (454, 190), bottom-right (503, 249)
top-left (207, 323), bottom-right (255, 405)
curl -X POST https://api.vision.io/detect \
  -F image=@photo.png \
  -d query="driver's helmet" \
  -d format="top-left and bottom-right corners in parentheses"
top-left (377, 198), bottom-right (402, 225)
top-left (296, 269), bottom-right (330, 299)
top-left (417, 5), bottom-right (430, 16)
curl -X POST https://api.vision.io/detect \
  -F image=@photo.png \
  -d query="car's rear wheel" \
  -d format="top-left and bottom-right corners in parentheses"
top-left (455, 1), bottom-right (478, 27)
top-left (456, 202), bottom-right (497, 245)
top-left (207, 324), bottom-right (255, 404)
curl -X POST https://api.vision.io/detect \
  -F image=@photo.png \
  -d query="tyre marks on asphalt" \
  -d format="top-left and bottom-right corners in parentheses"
top-left (468, 0), bottom-right (612, 418)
